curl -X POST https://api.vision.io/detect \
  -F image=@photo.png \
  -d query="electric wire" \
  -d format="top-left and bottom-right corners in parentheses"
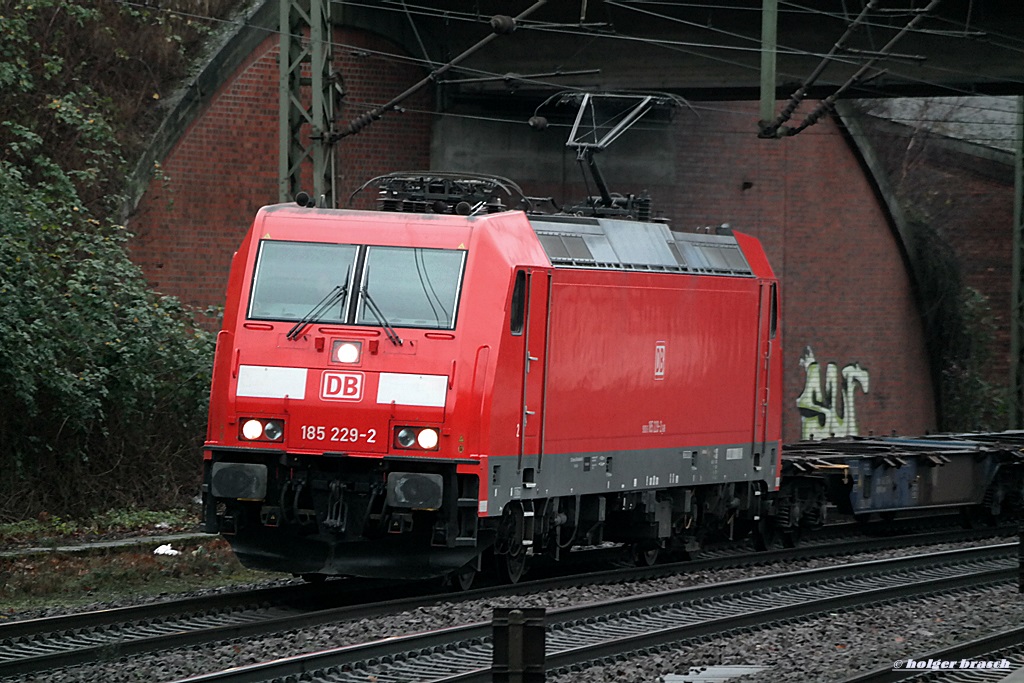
top-left (106, 0), bottom-right (1022, 139)
top-left (400, 0), bottom-right (437, 68)
top-left (112, 0), bottom-right (1024, 104)
top-left (604, 0), bottom-right (1024, 107)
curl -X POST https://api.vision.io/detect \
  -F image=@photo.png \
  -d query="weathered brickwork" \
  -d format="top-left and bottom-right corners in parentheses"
top-left (869, 127), bottom-right (1014, 391)
top-left (664, 103), bottom-right (939, 443)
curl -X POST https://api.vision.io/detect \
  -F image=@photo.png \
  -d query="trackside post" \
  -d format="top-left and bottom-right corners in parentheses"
top-left (492, 608), bottom-right (546, 682)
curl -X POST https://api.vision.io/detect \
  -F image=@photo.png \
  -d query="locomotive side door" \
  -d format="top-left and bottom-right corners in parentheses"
top-left (752, 282), bottom-right (778, 466)
top-left (516, 268), bottom-right (550, 471)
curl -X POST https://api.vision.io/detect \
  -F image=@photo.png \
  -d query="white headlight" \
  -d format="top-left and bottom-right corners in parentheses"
top-left (241, 419), bottom-right (264, 440)
top-left (417, 428), bottom-right (439, 450)
top-left (333, 341), bottom-right (361, 363)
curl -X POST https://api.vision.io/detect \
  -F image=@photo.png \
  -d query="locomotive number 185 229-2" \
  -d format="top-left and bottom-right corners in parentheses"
top-left (300, 425), bottom-right (377, 444)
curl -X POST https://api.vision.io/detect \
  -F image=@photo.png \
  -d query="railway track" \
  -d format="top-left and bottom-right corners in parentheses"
top-left (0, 524), bottom-right (1014, 681)
top-left (836, 625), bottom-right (1024, 682)
top-left (166, 543), bottom-right (1019, 683)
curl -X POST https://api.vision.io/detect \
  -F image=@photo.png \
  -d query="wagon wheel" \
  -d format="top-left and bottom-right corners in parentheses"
top-left (752, 515), bottom-right (777, 551)
top-left (852, 512), bottom-right (873, 527)
top-left (959, 505), bottom-right (981, 529)
top-left (780, 526), bottom-right (801, 548)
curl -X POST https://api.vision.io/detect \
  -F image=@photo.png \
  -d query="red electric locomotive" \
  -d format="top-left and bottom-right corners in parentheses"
top-left (201, 172), bottom-right (783, 585)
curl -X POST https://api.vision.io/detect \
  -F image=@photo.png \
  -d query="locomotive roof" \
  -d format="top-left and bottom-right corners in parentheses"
top-left (527, 214), bottom-right (753, 277)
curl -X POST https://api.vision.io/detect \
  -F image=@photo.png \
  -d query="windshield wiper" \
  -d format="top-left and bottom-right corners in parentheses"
top-left (360, 286), bottom-right (403, 346)
top-left (286, 282), bottom-right (349, 341)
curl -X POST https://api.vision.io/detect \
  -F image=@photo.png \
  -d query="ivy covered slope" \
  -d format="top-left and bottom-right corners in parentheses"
top-left (0, 0), bottom-right (236, 520)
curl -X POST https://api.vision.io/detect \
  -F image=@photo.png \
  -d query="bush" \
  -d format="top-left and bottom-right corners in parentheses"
top-left (0, 163), bottom-right (215, 519)
top-left (0, 0), bottom-right (236, 215)
top-left (0, 0), bottom-right (239, 521)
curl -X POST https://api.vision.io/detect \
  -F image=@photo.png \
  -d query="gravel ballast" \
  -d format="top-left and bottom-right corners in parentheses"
top-left (3, 538), bottom-right (1021, 683)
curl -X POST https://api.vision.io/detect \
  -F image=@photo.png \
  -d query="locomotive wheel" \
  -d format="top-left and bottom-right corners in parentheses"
top-left (780, 527), bottom-right (802, 548)
top-left (497, 547), bottom-right (527, 584)
top-left (447, 563), bottom-right (477, 592)
top-left (631, 542), bottom-right (660, 567)
top-left (494, 504), bottom-right (528, 583)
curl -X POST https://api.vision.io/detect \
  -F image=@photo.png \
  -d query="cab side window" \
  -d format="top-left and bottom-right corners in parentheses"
top-left (510, 270), bottom-right (526, 335)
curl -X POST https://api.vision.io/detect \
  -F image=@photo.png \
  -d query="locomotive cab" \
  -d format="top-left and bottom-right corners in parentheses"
top-left (201, 195), bottom-right (554, 579)
top-left (202, 172), bottom-right (785, 583)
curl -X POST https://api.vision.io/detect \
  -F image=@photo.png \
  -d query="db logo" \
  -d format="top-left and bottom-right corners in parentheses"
top-left (654, 342), bottom-right (666, 380)
top-left (320, 371), bottom-right (364, 401)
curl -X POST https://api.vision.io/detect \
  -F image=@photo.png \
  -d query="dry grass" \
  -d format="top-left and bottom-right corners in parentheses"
top-left (0, 508), bottom-right (280, 613)
top-left (0, 537), bottom-right (275, 613)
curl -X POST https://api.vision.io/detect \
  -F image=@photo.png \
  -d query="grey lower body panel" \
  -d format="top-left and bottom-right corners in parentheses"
top-left (485, 442), bottom-right (779, 516)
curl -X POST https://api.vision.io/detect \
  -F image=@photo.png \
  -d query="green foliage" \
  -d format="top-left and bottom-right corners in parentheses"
top-left (0, 0), bottom-right (238, 520)
top-left (0, 162), bottom-right (215, 518)
top-left (0, 0), bottom-right (235, 214)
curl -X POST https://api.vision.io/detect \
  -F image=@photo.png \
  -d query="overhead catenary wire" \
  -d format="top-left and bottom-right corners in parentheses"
top-left (758, 0), bottom-right (879, 138)
top-left (330, 0), bottom-right (549, 139)
top-left (776, 0), bottom-right (945, 137)
top-left (111, 0), bottom-right (1024, 106)
top-left (400, 0), bottom-right (437, 69)
top-left (107, 0), bottom-right (1023, 138)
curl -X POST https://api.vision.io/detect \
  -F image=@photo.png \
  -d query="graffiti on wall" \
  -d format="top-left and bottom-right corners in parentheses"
top-left (796, 346), bottom-right (870, 440)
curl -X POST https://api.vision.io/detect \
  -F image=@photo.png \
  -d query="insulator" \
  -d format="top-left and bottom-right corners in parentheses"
top-left (346, 110), bottom-right (380, 136)
top-left (490, 15), bottom-right (516, 34)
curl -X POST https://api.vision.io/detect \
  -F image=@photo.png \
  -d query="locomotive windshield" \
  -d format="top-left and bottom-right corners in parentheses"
top-left (249, 241), bottom-right (356, 322)
top-left (357, 246), bottom-right (465, 330)
top-left (248, 241), bottom-right (465, 330)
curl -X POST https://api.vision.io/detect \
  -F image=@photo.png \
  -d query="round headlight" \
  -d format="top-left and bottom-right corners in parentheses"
top-left (416, 428), bottom-right (439, 450)
top-left (263, 420), bottom-right (283, 441)
top-left (396, 428), bottom-right (417, 448)
top-left (241, 419), bottom-right (263, 440)
top-left (334, 342), bottom-right (360, 363)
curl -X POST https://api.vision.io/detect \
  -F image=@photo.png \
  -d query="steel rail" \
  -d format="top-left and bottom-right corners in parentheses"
top-left (167, 543), bottom-right (1019, 683)
top-left (833, 625), bottom-right (1024, 683)
top-left (0, 525), bottom-right (1013, 679)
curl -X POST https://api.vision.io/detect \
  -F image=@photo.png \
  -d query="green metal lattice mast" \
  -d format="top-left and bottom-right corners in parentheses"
top-left (278, 0), bottom-right (341, 207)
